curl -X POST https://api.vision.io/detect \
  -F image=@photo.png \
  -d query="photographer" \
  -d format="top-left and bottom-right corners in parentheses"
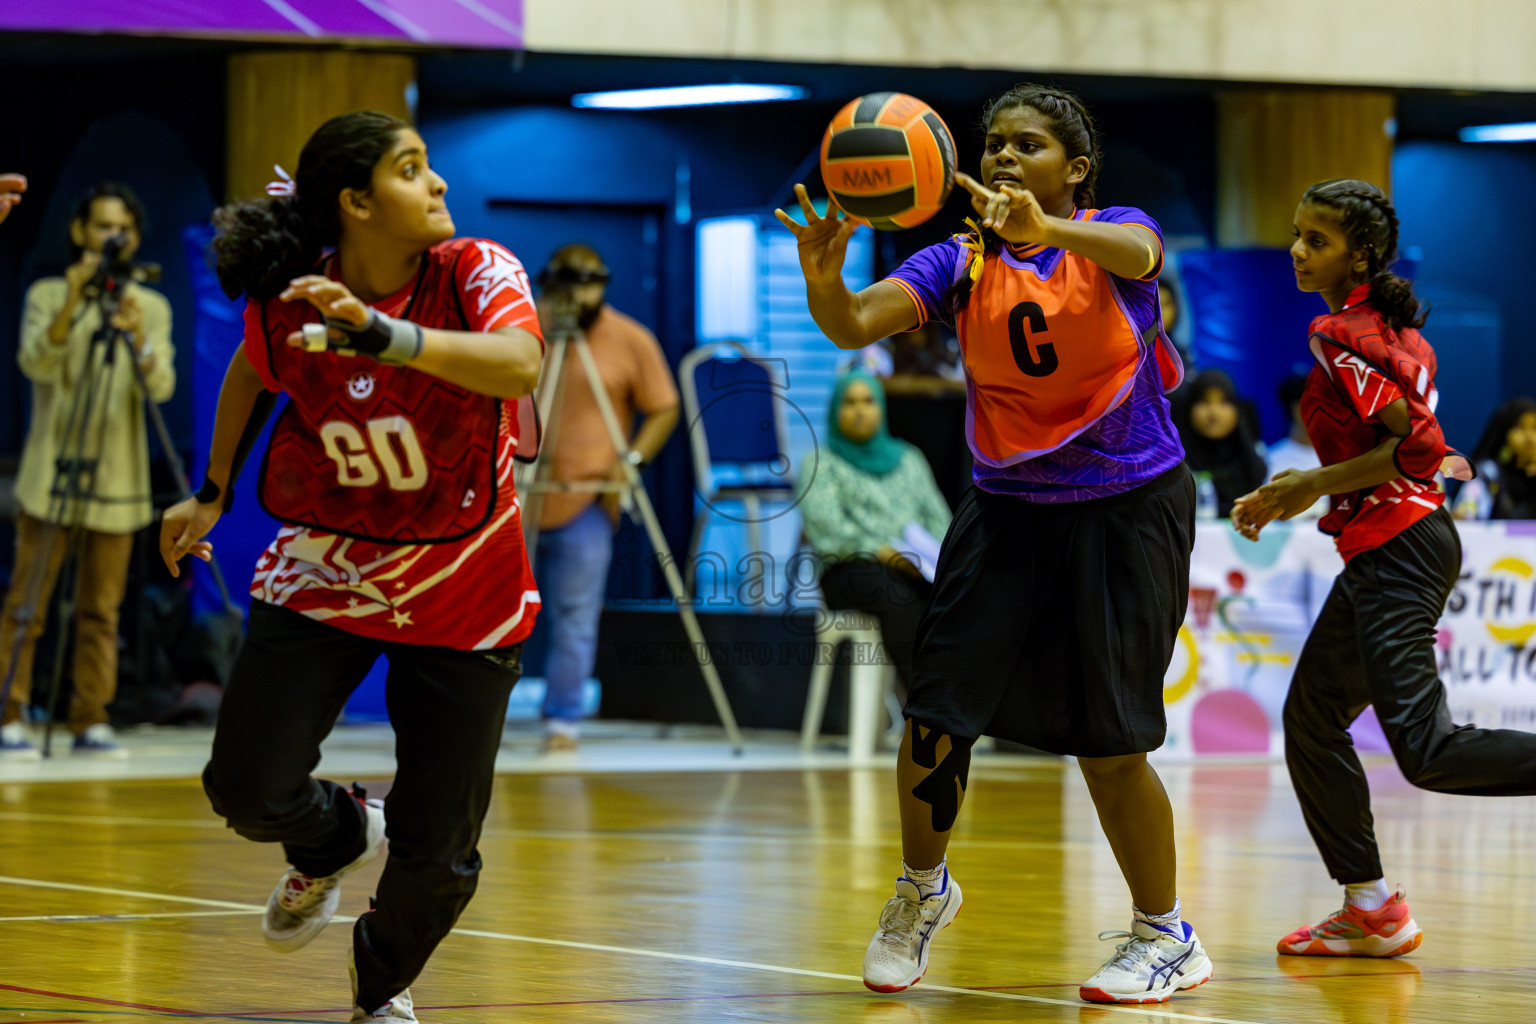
top-left (534, 244), bottom-right (678, 753)
top-left (0, 183), bottom-right (174, 759)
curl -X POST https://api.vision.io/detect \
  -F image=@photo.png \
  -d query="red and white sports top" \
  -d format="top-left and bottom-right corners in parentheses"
top-left (242, 237), bottom-right (544, 650)
top-left (1301, 284), bottom-right (1470, 562)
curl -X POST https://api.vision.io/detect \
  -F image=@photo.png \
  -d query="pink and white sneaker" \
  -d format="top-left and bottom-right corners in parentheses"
top-left (1277, 887), bottom-right (1423, 957)
top-left (262, 793), bottom-right (385, 953)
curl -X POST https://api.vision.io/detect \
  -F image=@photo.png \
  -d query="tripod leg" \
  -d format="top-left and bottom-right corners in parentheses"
top-left (570, 341), bottom-right (745, 753)
top-left (129, 343), bottom-right (246, 619)
top-left (627, 481), bottom-right (745, 753)
top-left (517, 337), bottom-right (572, 558)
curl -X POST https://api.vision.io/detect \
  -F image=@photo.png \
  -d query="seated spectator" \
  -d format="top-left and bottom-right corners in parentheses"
top-left (1453, 397), bottom-right (1536, 520)
top-left (852, 323), bottom-right (964, 396)
top-left (1175, 368), bottom-right (1268, 517)
top-left (1265, 374), bottom-right (1325, 519)
top-left (1158, 280), bottom-right (1179, 334)
top-left (882, 322), bottom-right (966, 397)
top-left (797, 369), bottom-right (951, 694)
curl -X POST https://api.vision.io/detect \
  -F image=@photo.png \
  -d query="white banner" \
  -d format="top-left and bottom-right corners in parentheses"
top-left (1159, 519), bottom-right (1536, 758)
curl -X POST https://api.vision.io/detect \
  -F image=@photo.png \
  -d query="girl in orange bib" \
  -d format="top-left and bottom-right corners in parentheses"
top-left (779, 85), bottom-right (1206, 1004)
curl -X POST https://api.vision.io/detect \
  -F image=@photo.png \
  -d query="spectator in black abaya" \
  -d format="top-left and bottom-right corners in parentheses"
top-left (1453, 397), bottom-right (1536, 521)
top-left (1175, 368), bottom-right (1269, 517)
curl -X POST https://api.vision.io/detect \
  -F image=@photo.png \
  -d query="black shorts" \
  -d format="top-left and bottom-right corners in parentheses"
top-left (904, 464), bottom-right (1195, 756)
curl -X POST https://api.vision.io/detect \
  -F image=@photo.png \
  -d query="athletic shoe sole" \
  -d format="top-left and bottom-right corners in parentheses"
top-left (1277, 923), bottom-right (1423, 958)
top-left (863, 897), bottom-right (963, 993)
top-left (1079, 962), bottom-right (1213, 1004)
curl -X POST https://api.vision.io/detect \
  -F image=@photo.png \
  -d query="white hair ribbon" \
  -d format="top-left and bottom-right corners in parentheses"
top-left (264, 165), bottom-right (296, 198)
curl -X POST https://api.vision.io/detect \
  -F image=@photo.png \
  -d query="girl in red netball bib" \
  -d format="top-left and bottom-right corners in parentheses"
top-left (160, 111), bottom-right (543, 1021)
top-left (778, 86), bottom-right (1209, 1004)
top-left (1234, 179), bottom-right (1536, 959)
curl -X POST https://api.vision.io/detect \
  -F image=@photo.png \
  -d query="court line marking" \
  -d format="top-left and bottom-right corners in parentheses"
top-left (3, 872), bottom-right (1523, 1024)
top-left (446, 926), bottom-right (1270, 1024)
top-left (12, 811), bottom-right (1536, 881)
top-left (0, 874), bottom-right (1267, 1024)
top-left (0, 909), bottom-right (262, 924)
top-left (1, 984), bottom-right (207, 1017)
top-left (2, 1005), bottom-right (334, 1024)
top-left (3, 987), bottom-right (338, 1023)
top-left (0, 811), bottom-right (226, 829)
top-left (0, 811), bottom-right (1345, 857)
top-left (0, 876), bottom-right (260, 911)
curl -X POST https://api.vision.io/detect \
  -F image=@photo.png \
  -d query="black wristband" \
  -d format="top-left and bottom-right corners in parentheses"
top-left (195, 479), bottom-right (223, 506)
top-left (327, 309), bottom-right (424, 365)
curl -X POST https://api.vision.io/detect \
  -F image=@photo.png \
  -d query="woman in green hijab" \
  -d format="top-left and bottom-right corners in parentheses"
top-left (798, 368), bottom-right (952, 693)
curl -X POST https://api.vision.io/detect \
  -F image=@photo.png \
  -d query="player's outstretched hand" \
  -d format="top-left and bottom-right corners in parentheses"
top-left (955, 173), bottom-right (1049, 246)
top-left (160, 496), bottom-right (219, 578)
top-left (0, 173), bottom-right (26, 226)
top-left (280, 275), bottom-right (370, 347)
top-left (1232, 469), bottom-right (1321, 540)
top-left (1230, 491), bottom-right (1271, 541)
top-left (774, 183), bottom-right (857, 288)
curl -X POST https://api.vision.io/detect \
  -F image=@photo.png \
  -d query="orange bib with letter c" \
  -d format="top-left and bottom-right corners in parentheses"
top-left (954, 211), bottom-right (1156, 467)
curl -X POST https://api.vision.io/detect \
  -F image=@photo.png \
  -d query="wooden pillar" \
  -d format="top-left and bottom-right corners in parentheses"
top-left (1216, 89), bottom-right (1395, 248)
top-left (226, 51), bottom-right (417, 203)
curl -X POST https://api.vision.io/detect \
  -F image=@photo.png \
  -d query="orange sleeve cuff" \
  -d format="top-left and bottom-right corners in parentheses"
top-left (1129, 223), bottom-right (1164, 281)
top-left (887, 277), bottom-right (928, 332)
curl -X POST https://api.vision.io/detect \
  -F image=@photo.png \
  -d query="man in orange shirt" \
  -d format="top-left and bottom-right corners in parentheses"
top-left (534, 245), bottom-right (679, 752)
top-left (0, 173), bottom-right (25, 225)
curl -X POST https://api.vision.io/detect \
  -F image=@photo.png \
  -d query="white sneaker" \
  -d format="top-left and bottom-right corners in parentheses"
top-left (1080, 919), bottom-right (1213, 1004)
top-left (263, 796), bottom-right (386, 953)
top-left (861, 873), bottom-right (963, 993)
top-left (349, 948), bottom-right (418, 1022)
top-left (72, 723), bottom-right (128, 758)
top-left (0, 721), bottom-right (40, 761)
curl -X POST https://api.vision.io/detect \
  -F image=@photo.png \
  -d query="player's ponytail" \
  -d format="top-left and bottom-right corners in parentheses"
top-left (212, 110), bottom-right (409, 301)
top-left (1301, 178), bottom-right (1426, 331)
top-left (946, 84), bottom-right (1102, 316)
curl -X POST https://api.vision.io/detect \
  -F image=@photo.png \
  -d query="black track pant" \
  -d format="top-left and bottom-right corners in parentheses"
top-left (819, 560), bottom-right (932, 696)
top-left (1284, 507), bottom-right (1536, 884)
top-left (203, 600), bottom-right (522, 1012)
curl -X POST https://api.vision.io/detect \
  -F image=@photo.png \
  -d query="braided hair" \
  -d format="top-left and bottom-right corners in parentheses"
top-left (211, 110), bottom-right (410, 301)
top-left (945, 85), bottom-right (1103, 315)
top-left (1300, 179), bottom-right (1426, 330)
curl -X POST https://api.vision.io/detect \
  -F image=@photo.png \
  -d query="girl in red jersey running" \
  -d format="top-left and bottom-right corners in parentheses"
top-left (161, 111), bottom-right (543, 1021)
top-left (1234, 178), bottom-right (1536, 959)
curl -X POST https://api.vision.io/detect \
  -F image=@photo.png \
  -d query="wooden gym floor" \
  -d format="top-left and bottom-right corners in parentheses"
top-left (2, 748), bottom-right (1533, 1023)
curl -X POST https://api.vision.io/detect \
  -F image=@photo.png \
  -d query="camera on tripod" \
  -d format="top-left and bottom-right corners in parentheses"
top-left (87, 232), bottom-right (161, 297)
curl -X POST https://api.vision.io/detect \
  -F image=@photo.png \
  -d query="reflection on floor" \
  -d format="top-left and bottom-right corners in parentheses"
top-left (2, 732), bottom-right (1531, 1022)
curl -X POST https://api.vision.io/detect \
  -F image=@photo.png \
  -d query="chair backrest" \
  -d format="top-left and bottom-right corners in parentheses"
top-left (679, 341), bottom-right (794, 494)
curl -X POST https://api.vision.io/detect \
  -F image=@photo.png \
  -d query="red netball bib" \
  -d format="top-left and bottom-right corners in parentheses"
top-left (250, 238), bottom-right (540, 544)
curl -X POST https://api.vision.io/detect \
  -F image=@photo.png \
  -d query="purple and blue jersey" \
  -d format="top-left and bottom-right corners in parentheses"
top-left (887, 206), bottom-right (1185, 503)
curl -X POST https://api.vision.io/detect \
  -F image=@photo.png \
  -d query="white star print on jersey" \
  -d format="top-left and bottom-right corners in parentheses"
top-left (463, 241), bottom-right (534, 328)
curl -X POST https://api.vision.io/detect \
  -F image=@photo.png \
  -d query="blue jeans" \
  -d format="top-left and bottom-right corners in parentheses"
top-left (535, 502), bottom-right (613, 724)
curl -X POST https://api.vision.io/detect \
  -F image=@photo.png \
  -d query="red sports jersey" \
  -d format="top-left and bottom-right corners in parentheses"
top-left (1301, 284), bottom-right (1470, 562)
top-left (242, 237), bottom-right (544, 650)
